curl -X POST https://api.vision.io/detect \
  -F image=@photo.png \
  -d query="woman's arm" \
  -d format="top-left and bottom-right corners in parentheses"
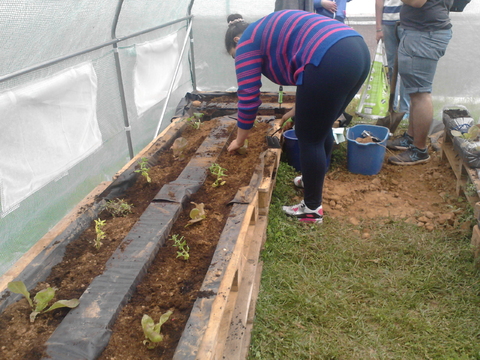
top-left (375, 0), bottom-right (384, 42)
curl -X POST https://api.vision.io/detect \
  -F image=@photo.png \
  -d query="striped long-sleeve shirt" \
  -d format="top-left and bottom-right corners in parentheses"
top-left (234, 10), bottom-right (361, 130)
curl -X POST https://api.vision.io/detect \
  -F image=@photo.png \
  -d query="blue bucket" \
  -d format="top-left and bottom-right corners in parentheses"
top-left (346, 124), bottom-right (389, 175)
top-left (282, 129), bottom-right (331, 172)
top-left (283, 129), bottom-right (301, 171)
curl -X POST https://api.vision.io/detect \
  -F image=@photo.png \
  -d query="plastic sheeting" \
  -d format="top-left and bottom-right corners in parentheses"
top-left (0, 63), bottom-right (101, 217)
top-left (0, 0), bottom-right (194, 276)
top-left (191, 0), bottom-right (295, 92)
top-left (134, 33), bottom-right (182, 115)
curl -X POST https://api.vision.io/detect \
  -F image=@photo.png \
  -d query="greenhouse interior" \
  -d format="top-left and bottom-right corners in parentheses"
top-left (1, 0), bottom-right (480, 359)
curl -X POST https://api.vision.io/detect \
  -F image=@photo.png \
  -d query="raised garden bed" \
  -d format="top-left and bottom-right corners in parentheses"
top-left (0, 92), bottom-right (286, 360)
top-left (440, 105), bottom-right (480, 266)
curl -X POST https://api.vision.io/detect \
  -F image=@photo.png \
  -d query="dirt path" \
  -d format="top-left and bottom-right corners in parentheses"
top-left (322, 146), bottom-right (471, 231)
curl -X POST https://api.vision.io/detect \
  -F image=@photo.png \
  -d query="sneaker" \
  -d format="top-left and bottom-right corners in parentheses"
top-left (282, 200), bottom-right (323, 223)
top-left (387, 132), bottom-right (413, 150)
top-left (293, 175), bottom-right (304, 188)
top-left (388, 145), bottom-right (430, 165)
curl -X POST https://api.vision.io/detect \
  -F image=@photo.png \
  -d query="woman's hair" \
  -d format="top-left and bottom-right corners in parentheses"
top-left (225, 14), bottom-right (249, 53)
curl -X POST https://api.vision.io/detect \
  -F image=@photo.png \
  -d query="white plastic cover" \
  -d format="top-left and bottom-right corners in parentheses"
top-left (0, 63), bottom-right (101, 216)
top-left (134, 33), bottom-right (182, 116)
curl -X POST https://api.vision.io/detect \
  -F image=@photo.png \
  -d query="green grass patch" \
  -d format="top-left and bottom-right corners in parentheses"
top-left (249, 162), bottom-right (480, 360)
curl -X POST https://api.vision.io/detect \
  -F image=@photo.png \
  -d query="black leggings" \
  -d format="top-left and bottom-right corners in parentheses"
top-left (295, 36), bottom-right (370, 209)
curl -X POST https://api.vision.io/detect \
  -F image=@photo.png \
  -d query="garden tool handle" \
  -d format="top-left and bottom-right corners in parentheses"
top-left (388, 21), bottom-right (401, 112)
top-left (278, 86), bottom-right (283, 108)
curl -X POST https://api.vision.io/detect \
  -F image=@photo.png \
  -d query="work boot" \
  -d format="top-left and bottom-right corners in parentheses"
top-left (387, 132), bottom-right (413, 150)
top-left (388, 145), bottom-right (430, 165)
top-left (282, 200), bottom-right (323, 224)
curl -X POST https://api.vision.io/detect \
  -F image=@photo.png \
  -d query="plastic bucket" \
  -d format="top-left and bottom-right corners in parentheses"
top-left (346, 124), bottom-right (389, 175)
top-left (283, 129), bottom-right (301, 171)
top-left (282, 129), bottom-right (332, 172)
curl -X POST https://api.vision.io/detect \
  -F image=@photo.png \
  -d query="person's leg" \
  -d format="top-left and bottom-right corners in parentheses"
top-left (391, 28), bottom-right (452, 165)
top-left (410, 92), bottom-right (432, 149)
top-left (293, 36), bottom-right (370, 210)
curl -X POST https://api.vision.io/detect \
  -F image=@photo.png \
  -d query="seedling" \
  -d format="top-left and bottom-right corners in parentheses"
top-left (7, 281), bottom-right (79, 323)
top-left (135, 157), bottom-right (151, 183)
top-left (94, 218), bottom-right (106, 249)
top-left (209, 163), bottom-right (227, 187)
top-left (186, 112), bottom-right (204, 129)
top-left (141, 310), bottom-right (173, 349)
top-left (237, 139), bottom-right (249, 155)
top-left (103, 198), bottom-right (133, 217)
top-left (171, 234), bottom-right (189, 260)
top-left (185, 202), bottom-right (206, 227)
top-left (451, 124), bottom-right (480, 142)
top-left (465, 181), bottom-right (477, 197)
top-left (171, 137), bottom-right (189, 158)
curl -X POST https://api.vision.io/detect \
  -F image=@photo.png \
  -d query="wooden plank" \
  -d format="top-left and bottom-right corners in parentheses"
top-left (442, 141), bottom-right (463, 181)
top-left (222, 216), bottom-right (267, 360)
top-left (258, 148), bottom-right (281, 215)
top-left (239, 260), bottom-right (264, 360)
top-left (195, 196), bottom-right (258, 360)
top-left (441, 133), bottom-right (480, 221)
top-left (471, 225), bottom-right (480, 260)
top-left (212, 284), bottom-right (239, 360)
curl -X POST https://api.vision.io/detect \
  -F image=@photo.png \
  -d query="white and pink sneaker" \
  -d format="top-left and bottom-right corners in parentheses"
top-left (282, 200), bottom-right (323, 224)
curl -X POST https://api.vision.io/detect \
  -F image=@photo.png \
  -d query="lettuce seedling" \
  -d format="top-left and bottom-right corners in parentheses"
top-left (185, 202), bottom-right (206, 227)
top-left (7, 281), bottom-right (79, 323)
top-left (209, 163), bottom-right (227, 187)
top-left (236, 139), bottom-right (249, 155)
top-left (135, 157), bottom-right (151, 183)
top-left (171, 137), bottom-right (189, 158)
top-left (186, 112), bottom-right (204, 129)
top-left (141, 310), bottom-right (173, 349)
top-left (451, 124), bottom-right (480, 143)
top-left (94, 218), bottom-right (106, 249)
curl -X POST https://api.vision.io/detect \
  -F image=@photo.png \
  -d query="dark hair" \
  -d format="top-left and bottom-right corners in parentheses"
top-left (225, 14), bottom-right (249, 53)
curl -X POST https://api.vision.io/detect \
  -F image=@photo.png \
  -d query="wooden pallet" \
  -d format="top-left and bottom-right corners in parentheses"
top-left (440, 129), bottom-right (480, 262)
top-left (440, 130), bottom-right (480, 220)
top-left (173, 147), bottom-right (281, 360)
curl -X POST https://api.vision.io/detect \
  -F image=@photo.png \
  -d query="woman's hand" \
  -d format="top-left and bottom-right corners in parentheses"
top-left (228, 138), bottom-right (244, 153)
top-left (228, 128), bottom-right (250, 153)
top-left (281, 106), bottom-right (295, 131)
top-left (321, 0), bottom-right (338, 13)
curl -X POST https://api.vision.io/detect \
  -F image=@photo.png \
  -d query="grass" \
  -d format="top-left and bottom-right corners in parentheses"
top-left (248, 162), bottom-right (480, 360)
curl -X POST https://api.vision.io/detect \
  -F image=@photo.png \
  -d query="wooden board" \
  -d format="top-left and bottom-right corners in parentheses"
top-left (441, 130), bottom-right (480, 262)
top-left (440, 130), bottom-right (480, 221)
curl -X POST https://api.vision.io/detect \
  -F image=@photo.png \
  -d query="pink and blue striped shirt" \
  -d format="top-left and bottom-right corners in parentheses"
top-left (234, 10), bottom-right (361, 129)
